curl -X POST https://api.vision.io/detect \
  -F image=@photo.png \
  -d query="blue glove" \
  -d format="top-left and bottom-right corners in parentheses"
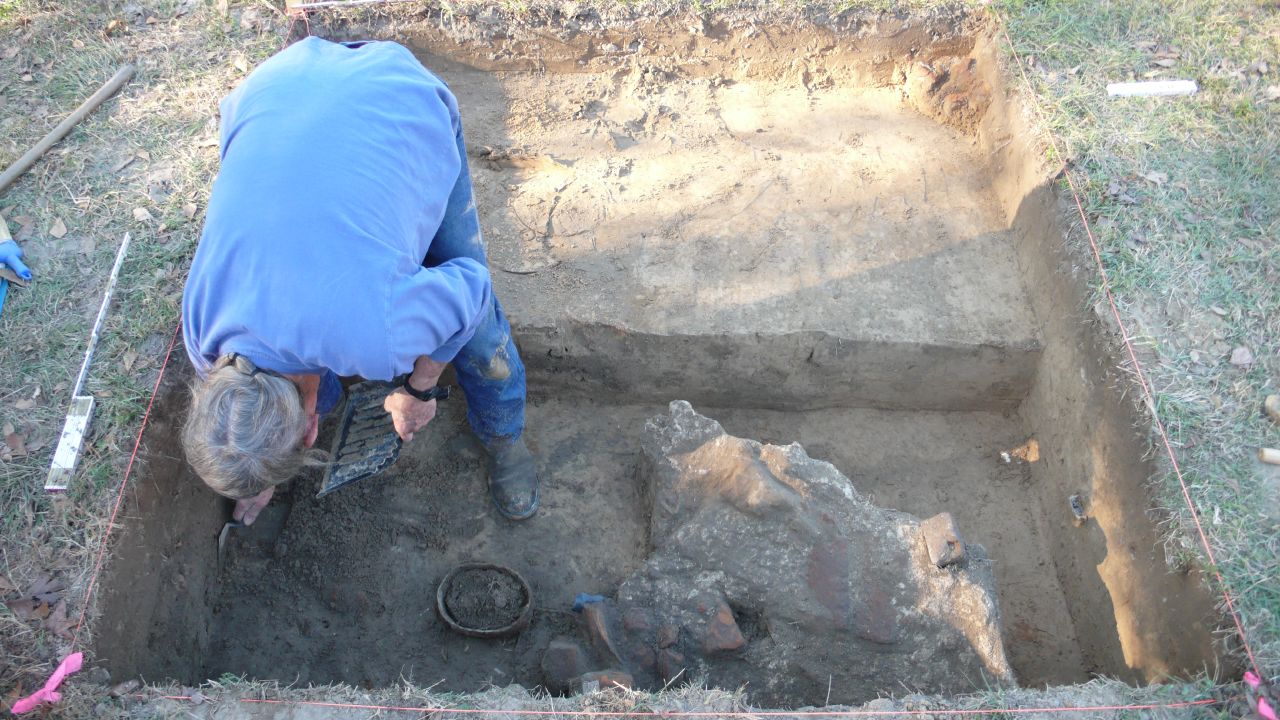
top-left (0, 240), bottom-right (32, 281)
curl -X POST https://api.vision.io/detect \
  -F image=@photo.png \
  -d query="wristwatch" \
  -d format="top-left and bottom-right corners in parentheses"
top-left (399, 375), bottom-right (451, 402)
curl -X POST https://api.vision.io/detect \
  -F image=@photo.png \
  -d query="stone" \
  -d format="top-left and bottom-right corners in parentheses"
top-left (703, 601), bottom-right (746, 653)
top-left (607, 402), bottom-right (1012, 703)
top-left (902, 55), bottom-right (991, 132)
top-left (630, 643), bottom-right (656, 670)
top-left (920, 512), bottom-right (966, 568)
top-left (657, 624), bottom-right (679, 648)
top-left (864, 698), bottom-right (897, 713)
top-left (579, 670), bottom-right (633, 691)
top-left (657, 648), bottom-right (686, 683)
top-left (622, 606), bottom-right (652, 632)
top-left (541, 639), bottom-right (587, 693)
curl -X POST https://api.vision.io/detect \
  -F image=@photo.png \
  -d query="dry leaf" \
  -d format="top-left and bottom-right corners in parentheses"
top-left (132, 207), bottom-right (154, 222)
top-left (1140, 171), bottom-right (1168, 185)
top-left (104, 18), bottom-right (126, 36)
top-left (1265, 86), bottom-right (1280, 101)
top-left (2, 46), bottom-right (17, 59)
top-left (14, 398), bottom-right (35, 410)
top-left (27, 577), bottom-right (65, 602)
top-left (25, 437), bottom-right (46, 453)
top-left (4, 598), bottom-right (51, 620)
top-left (136, 149), bottom-right (151, 161)
top-left (233, 55), bottom-right (249, 73)
top-left (4, 431), bottom-right (26, 457)
top-left (49, 217), bottom-right (68, 238)
top-left (2, 422), bottom-right (12, 437)
top-left (122, 350), bottom-right (138, 371)
top-left (0, 575), bottom-right (15, 594)
top-left (1151, 58), bottom-right (1178, 68)
top-left (1230, 346), bottom-right (1254, 367)
top-left (182, 202), bottom-right (198, 220)
top-left (4, 577), bottom-right (64, 620)
top-left (53, 382), bottom-right (68, 393)
top-left (72, 38), bottom-right (85, 49)
top-left (145, 15), bottom-right (158, 24)
top-left (43, 600), bottom-right (74, 639)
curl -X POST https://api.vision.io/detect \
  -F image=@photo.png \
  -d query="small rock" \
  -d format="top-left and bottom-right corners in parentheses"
top-left (622, 606), bottom-right (651, 632)
top-left (109, 679), bottom-right (141, 698)
top-left (85, 666), bottom-right (111, 685)
top-left (864, 698), bottom-right (897, 712)
top-left (630, 643), bottom-right (656, 669)
top-left (702, 601), bottom-right (746, 653)
top-left (579, 669), bottom-right (633, 691)
top-left (920, 512), bottom-right (966, 568)
top-left (541, 639), bottom-right (587, 693)
top-left (657, 648), bottom-right (686, 682)
top-left (657, 624), bottom-right (679, 648)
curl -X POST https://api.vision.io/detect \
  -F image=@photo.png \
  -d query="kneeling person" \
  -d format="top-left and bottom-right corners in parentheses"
top-left (180, 37), bottom-right (538, 523)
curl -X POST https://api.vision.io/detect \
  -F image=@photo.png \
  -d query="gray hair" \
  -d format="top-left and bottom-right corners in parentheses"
top-left (182, 354), bottom-right (320, 499)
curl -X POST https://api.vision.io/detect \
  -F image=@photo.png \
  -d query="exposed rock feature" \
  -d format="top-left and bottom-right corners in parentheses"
top-left (903, 55), bottom-right (992, 132)
top-left (563, 402), bottom-right (1014, 705)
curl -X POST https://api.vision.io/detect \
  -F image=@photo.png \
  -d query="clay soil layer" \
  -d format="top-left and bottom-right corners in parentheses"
top-left (94, 8), bottom-right (1226, 708)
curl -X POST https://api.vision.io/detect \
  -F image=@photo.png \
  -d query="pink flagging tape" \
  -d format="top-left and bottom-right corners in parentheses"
top-left (1245, 671), bottom-right (1278, 720)
top-left (994, 17), bottom-right (1262, 679)
top-left (10, 652), bottom-right (82, 714)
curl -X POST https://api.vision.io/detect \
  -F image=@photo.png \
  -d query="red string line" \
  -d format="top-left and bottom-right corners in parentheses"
top-left (61, 12), bottom-right (1262, 718)
top-left (71, 320), bottom-right (183, 643)
top-left (994, 19), bottom-right (1261, 677)
top-left (130, 695), bottom-right (1220, 717)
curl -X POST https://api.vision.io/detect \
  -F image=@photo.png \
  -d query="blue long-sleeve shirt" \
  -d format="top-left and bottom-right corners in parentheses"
top-left (182, 37), bottom-right (492, 379)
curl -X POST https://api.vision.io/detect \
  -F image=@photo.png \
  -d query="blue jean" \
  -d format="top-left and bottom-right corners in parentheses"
top-left (318, 118), bottom-right (527, 444)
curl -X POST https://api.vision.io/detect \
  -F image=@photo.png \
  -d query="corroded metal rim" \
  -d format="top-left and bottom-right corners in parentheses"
top-left (436, 562), bottom-right (533, 639)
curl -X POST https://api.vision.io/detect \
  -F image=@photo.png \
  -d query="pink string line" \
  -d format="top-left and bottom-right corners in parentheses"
top-left (995, 19), bottom-right (1262, 678)
top-left (135, 695), bottom-right (1221, 717)
top-left (71, 320), bottom-right (183, 642)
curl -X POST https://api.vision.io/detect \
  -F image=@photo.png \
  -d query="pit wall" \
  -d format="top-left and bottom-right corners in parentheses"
top-left (91, 3), bottom-right (1226, 690)
top-left (93, 369), bottom-right (224, 683)
top-left (969, 38), bottom-right (1227, 680)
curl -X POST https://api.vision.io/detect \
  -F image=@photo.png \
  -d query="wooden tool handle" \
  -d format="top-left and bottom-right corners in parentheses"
top-left (0, 64), bottom-right (135, 195)
top-left (1260, 448), bottom-right (1280, 466)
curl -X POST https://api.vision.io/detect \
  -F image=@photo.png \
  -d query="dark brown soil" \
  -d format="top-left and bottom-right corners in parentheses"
top-left (443, 568), bottom-right (528, 631)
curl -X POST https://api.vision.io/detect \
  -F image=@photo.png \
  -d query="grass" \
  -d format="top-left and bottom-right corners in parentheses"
top-left (0, 0), bottom-right (1276, 715)
top-left (0, 0), bottom-right (281, 694)
top-left (997, 0), bottom-right (1280, 675)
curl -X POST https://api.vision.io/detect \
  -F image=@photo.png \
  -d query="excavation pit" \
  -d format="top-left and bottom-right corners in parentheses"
top-left (95, 9), bottom-right (1228, 709)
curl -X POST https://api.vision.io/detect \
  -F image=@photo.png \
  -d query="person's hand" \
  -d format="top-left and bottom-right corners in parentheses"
top-left (383, 389), bottom-right (437, 442)
top-left (234, 487), bottom-right (274, 525)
